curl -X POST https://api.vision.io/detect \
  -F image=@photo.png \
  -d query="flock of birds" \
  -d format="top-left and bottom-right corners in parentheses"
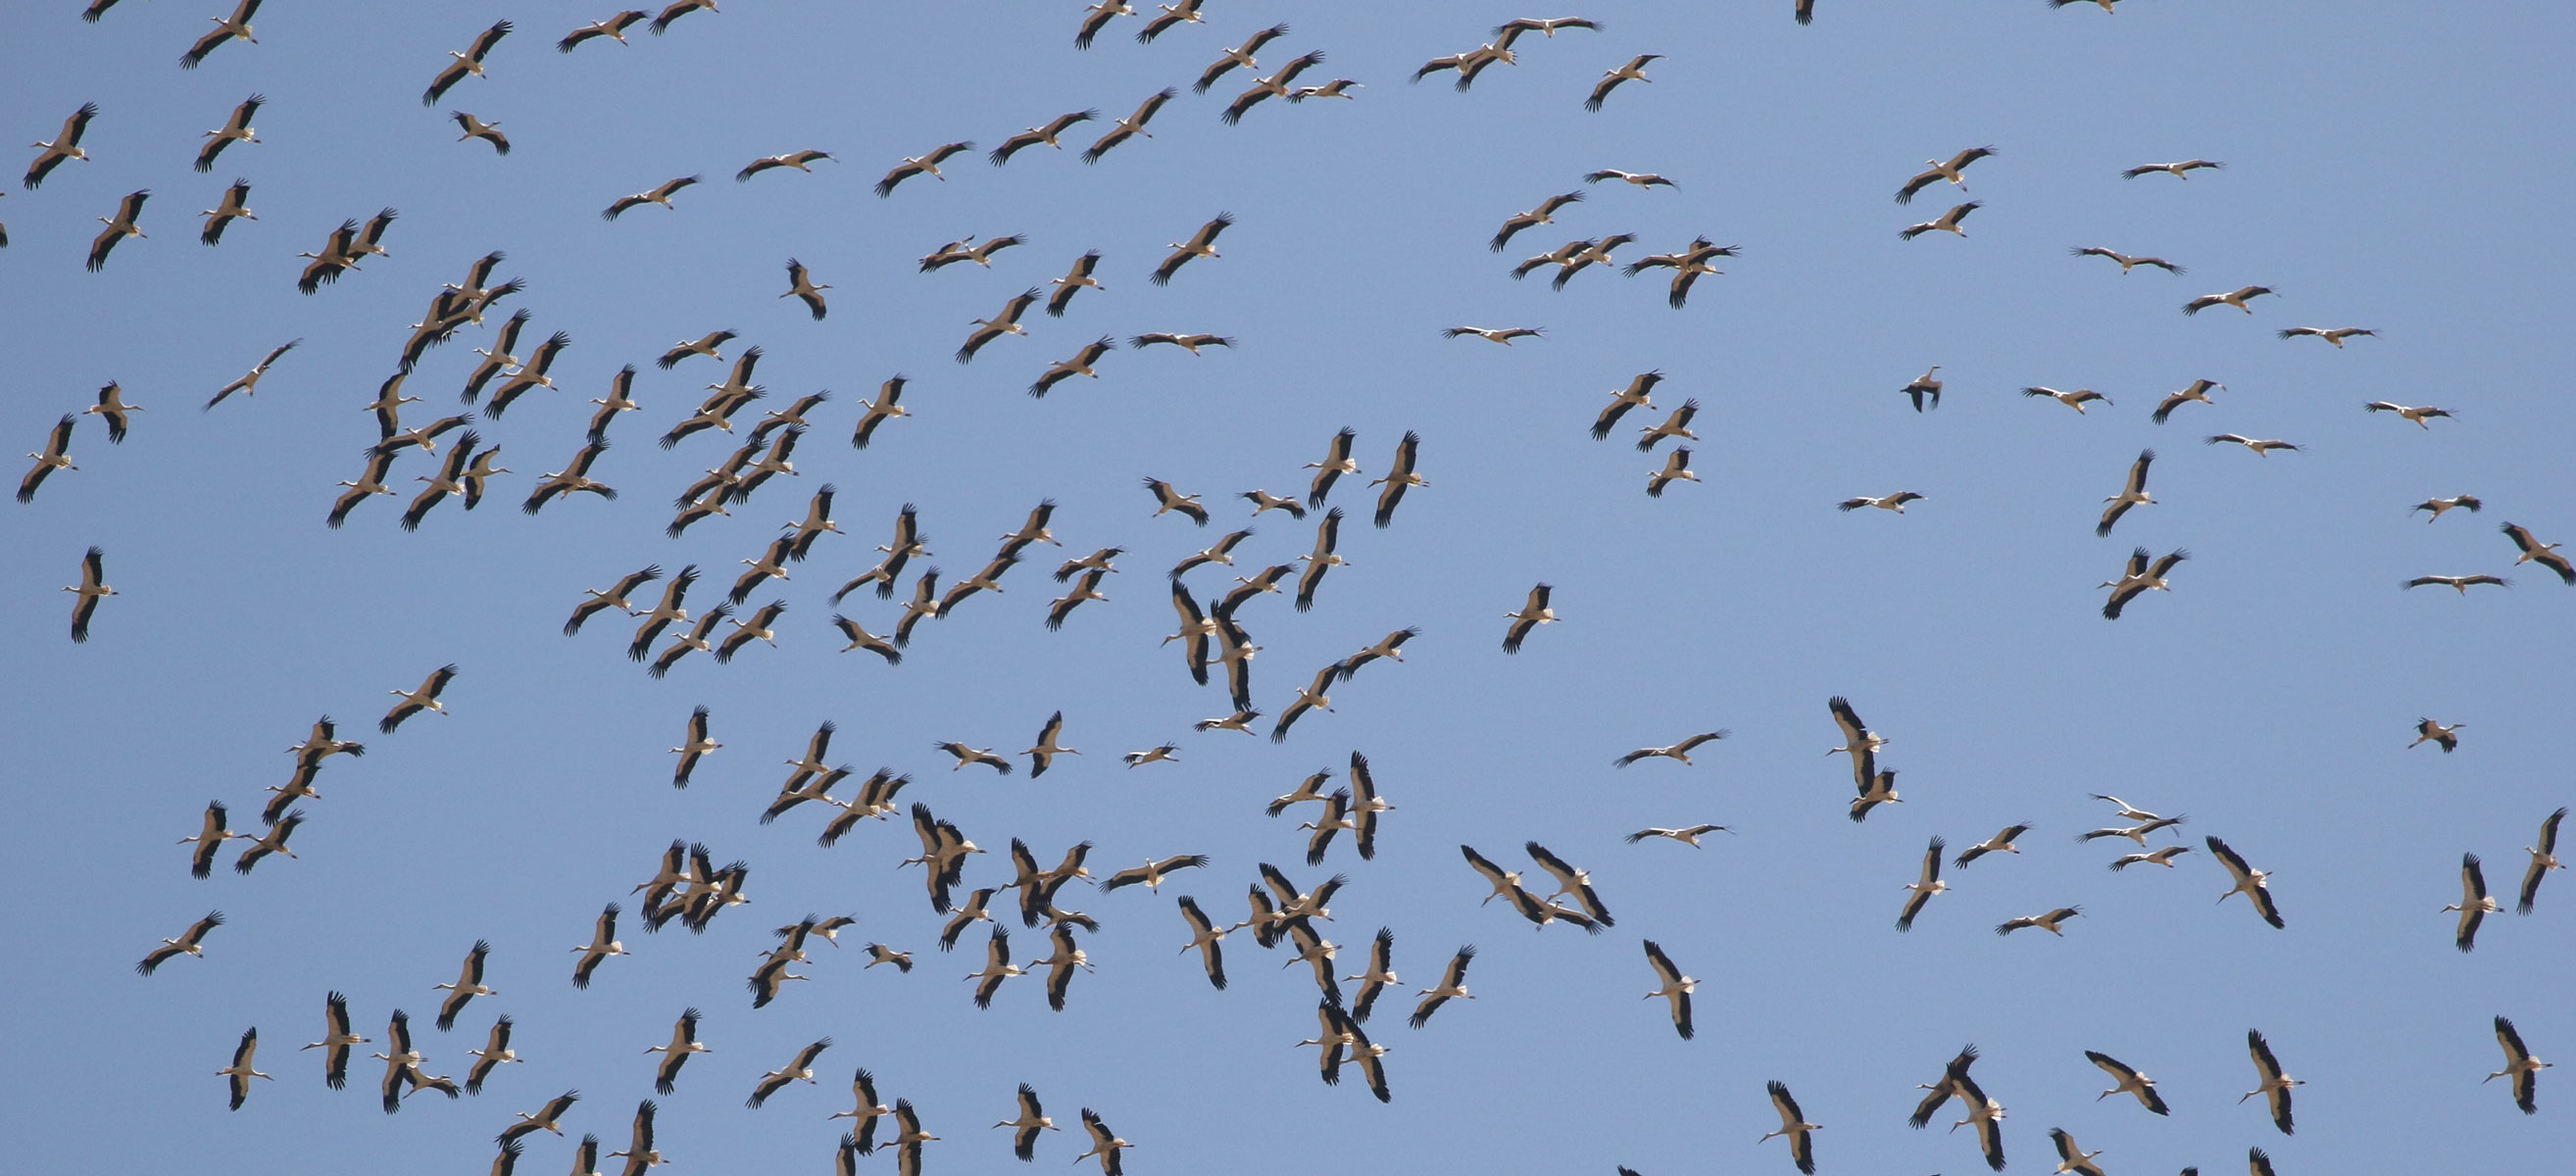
top-left (14, 4), bottom-right (2567, 1176)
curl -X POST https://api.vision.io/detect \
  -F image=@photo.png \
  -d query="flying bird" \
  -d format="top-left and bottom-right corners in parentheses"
top-left (2410, 494), bottom-right (2481, 522)
top-left (2096, 449), bottom-right (2156, 537)
top-left (2102, 548), bottom-right (2189, 619)
top-left (219, 1027), bottom-right (272, 1109)
top-left (1759, 1081), bottom-right (1821, 1176)
top-left (1444, 325), bottom-right (1544, 345)
top-left (2085, 1051), bottom-right (2170, 1115)
top-left (1996, 906), bottom-right (2082, 936)
top-left (1839, 491), bottom-right (1924, 514)
top-left (991, 112), bottom-right (1097, 165)
top-left (737, 149), bottom-right (834, 180)
top-left (381, 664), bottom-right (459, 733)
top-left (874, 142), bottom-right (974, 197)
top-left (1955, 824), bottom-right (2032, 867)
top-left (194, 94), bottom-right (264, 172)
top-left (1083, 89), bottom-right (1176, 164)
top-left (2517, 807), bottom-right (2565, 914)
top-left (603, 175), bottom-right (702, 220)
top-left (1900, 201), bottom-right (1979, 239)
top-left (1151, 213), bottom-right (1234, 285)
top-left (1029, 337), bottom-right (1116, 398)
top-left (451, 112), bottom-right (509, 155)
top-left (781, 258), bottom-right (830, 320)
top-left (2071, 246), bottom-right (2183, 274)
top-left (2502, 522), bottom-right (2576, 584)
top-left (424, 21), bottom-right (513, 106)
top-left (1897, 836), bottom-right (1948, 931)
top-left (199, 177), bottom-right (257, 245)
top-left (137, 909), bottom-right (224, 975)
top-left (2402, 574), bottom-right (2510, 594)
top-left (2207, 836), bottom-right (2286, 929)
top-left (25, 102), bottom-right (99, 190)
top-left (1585, 54), bottom-right (1661, 112)
top-left (2278, 325), bottom-right (2374, 347)
top-left (64, 546), bottom-right (114, 641)
top-left (2124, 158), bottom-right (2225, 178)
top-left (1896, 146), bottom-right (1996, 204)
top-left (1502, 583), bottom-right (1556, 654)
top-left (2184, 285), bottom-right (2277, 315)
top-left (2488, 1016), bottom-right (2549, 1115)
top-left (559, 12), bottom-right (650, 51)
top-left (86, 188), bottom-right (150, 272)
top-left (2410, 717), bottom-right (2464, 753)
top-left (2242, 1029), bottom-right (2301, 1135)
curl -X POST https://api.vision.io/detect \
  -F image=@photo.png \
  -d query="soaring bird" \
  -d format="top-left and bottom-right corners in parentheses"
top-left (2242, 1029), bottom-right (2301, 1135)
top-left (25, 103), bottom-right (99, 190)
top-left (1636, 399), bottom-right (1699, 450)
top-left (2123, 158), bottom-right (2224, 178)
top-left (137, 909), bottom-right (224, 975)
top-left (1585, 55), bottom-right (1661, 111)
top-left (301, 991), bottom-right (368, 1090)
top-left (991, 112), bottom-right (1097, 165)
top-left (2095, 449), bottom-right (2155, 537)
top-left (746, 1039), bottom-right (832, 1108)
top-left (1897, 837), bottom-right (1948, 931)
top-left (1491, 190), bottom-right (1582, 252)
top-left (1592, 370), bottom-right (1663, 439)
top-left (2363, 401), bottom-right (2453, 428)
top-left (2410, 494), bottom-right (2481, 522)
top-left (423, 21), bottom-right (513, 106)
top-left (1083, 88), bottom-right (1176, 164)
top-left (1898, 368), bottom-right (1943, 413)
top-left (205, 338), bottom-right (300, 409)
top-left (2183, 285), bottom-right (2276, 315)
top-left (1896, 146), bottom-right (1996, 204)
top-left (2502, 522), bottom-right (2576, 584)
top-left (1614, 731), bottom-right (1727, 768)
top-left (1444, 325), bottom-right (1544, 345)
top-left (559, 12), bottom-right (650, 51)
top-left (1759, 1081), bottom-right (1821, 1176)
top-left (1955, 824), bottom-right (2032, 868)
top-left (2402, 574), bottom-right (2510, 594)
top-left (381, 664), bottom-right (459, 733)
top-left (1839, 492), bottom-right (1924, 514)
top-left (194, 93), bottom-right (264, 172)
top-left (645, 1009), bottom-right (710, 1095)
top-left (451, 112), bottom-right (509, 155)
top-left (1152, 213), bottom-right (1234, 285)
top-left (2102, 548), bottom-right (2188, 619)
top-left (993, 1084), bottom-right (1061, 1159)
top-left (2148, 379), bottom-right (2221, 423)
top-left (199, 178), bottom-right (257, 244)
top-left (432, 940), bottom-right (498, 1031)
top-left (2022, 385), bottom-right (2109, 413)
top-left (1900, 201), bottom-right (1979, 239)
top-left (603, 175), bottom-right (701, 220)
top-left (64, 546), bottom-right (114, 642)
top-left (650, 0), bottom-right (719, 35)
top-left (2488, 1016), bottom-right (2549, 1115)
top-left (2518, 807), bottom-right (2565, 914)
top-left (1996, 906), bottom-right (2081, 936)
top-left (1029, 337), bottom-right (1116, 398)
top-left (1408, 945), bottom-right (1477, 1028)
top-left (219, 1027), bottom-right (272, 1110)
top-left (781, 259), bottom-right (830, 320)
top-left (1219, 50), bottom-right (1326, 123)
top-left (958, 287), bottom-right (1044, 363)
top-left (2446, 853), bottom-right (2501, 952)
top-left (86, 189), bottom-right (150, 271)
top-left (2086, 1051), bottom-right (2170, 1115)
top-left (1502, 583), bottom-right (1556, 654)
top-left (2410, 717), bottom-right (2463, 753)
top-left (2278, 325), bottom-right (2374, 347)
top-left (1641, 940), bottom-right (1696, 1039)
top-left (2071, 246), bottom-right (2182, 274)
top-left (737, 149), bottom-right (834, 180)
top-left (2207, 836), bottom-right (2286, 929)
top-left (874, 142), bottom-right (974, 197)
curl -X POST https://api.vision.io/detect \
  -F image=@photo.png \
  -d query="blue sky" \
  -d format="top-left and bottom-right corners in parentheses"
top-left (4, 2), bottom-right (2570, 1172)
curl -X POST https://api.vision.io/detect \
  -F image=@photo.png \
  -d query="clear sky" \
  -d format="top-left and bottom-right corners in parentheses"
top-left (4, 2), bottom-right (2570, 1173)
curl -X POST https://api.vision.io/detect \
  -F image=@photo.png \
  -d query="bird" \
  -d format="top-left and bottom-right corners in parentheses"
top-left (1176, 896), bottom-right (1229, 990)
top-left (746, 1039), bottom-right (831, 1108)
top-left (1152, 213), bottom-right (1235, 285)
top-left (875, 142), bottom-right (974, 197)
top-left (934, 742), bottom-right (1014, 775)
top-left (1102, 856), bottom-right (1208, 895)
top-left (301, 992), bottom-right (368, 1091)
top-left (1900, 201), bottom-right (1980, 239)
top-left (424, 21), bottom-right (513, 106)
top-left (2109, 846), bottom-right (2194, 870)
top-left (2204, 433), bottom-right (2302, 457)
top-left (179, 801), bottom-right (243, 879)
top-left (1586, 55), bottom-right (1661, 111)
top-left (990, 113), bottom-right (1097, 165)
top-left (2447, 853), bottom-right (2502, 953)
top-left (2501, 522), bottom-right (2576, 584)
top-left (1625, 824), bottom-right (1731, 847)
top-left (198, 177), bottom-right (257, 245)
top-left (958, 287), bottom-right (1045, 364)
top-left (2488, 1016), bottom-right (2549, 1115)
top-left (1084, 88), bottom-right (1176, 164)
top-left (1408, 945), bottom-right (1476, 1028)
top-left (1047, 568), bottom-right (1113, 630)
top-left (464, 1015), bottom-right (522, 1094)
top-left (2243, 1029), bottom-right (2302, 1135)
top-left (432, 940), bottom-right (498, 1031)
top-left (451, 112), bottom-right (509, 155)
top-left (62, 546), bottom-right (114, 642)
top-left (1614, 731), bottom-right (1728, 767)
top-left (2403, 573), bottom-right (2512, 594)
top-left (2048, 1127), bottom-right (2107, 1176)
top-left (86, 188), bottom-right (150, 271)
top-left (1070, 1109), bottom-right (1133, 1176)
top-left (1527, 842), bottom-right (1614, 925)
top-left (2518, 807), bottom-right (2565, 914)
top-left (2411, 494), bottom-right (2482, 522)
top-left (1897, 836), bottom-right (1949, 931)
top-left (568, 566), bottom-right (666, 638)
top-left (606, 1100), bottom-right (664, 1175)
top-left (863, 944), bottom-right (913, 973)
top-left (2364, 400), bottom-right (2454, 428)
top-left (2071, 246), bottom-right (2183, 274)
top-left (2097, 449), bottom-right (2156, 537)
top-left (1029, 337), bottom-right (1115, 397)
top-left (772, 258), bottom-right (831, 320)
top-left (25, 102), bottom-right (99, 190)
top-left (2411, 717), bottom-right (2464, 753)
top-left (2022, 385), bottom-right (2110, 413)
top-left (967, 928), bottom-right (1027, 1008)
top-left (1642, 940), bottom-right (1696, 1039)
top-left (644, 1009), bottom-right (710, 1095)
top-left (212, 1025), bottom-right (274, 1111)
top-left (1647, 448), bottom-right (1699, 497)
top-left (1503, 583), bottom-right (1557, 654)
top-left (2208, 836), bottom-right (2286, 929)
top-left (1635, 399), bottom-right (1700, 450)
top-left (205, 338), bottom-right (300, 409)
top-left (2078, 814), bottom-right (2187, 845)
top-left (2086, 1051), bottom-right (2170, 1115)
top-left (1896, 146), bottom-right (1997, 204)
top-left (2278, 325), bottom-right (2375, 347)
top-left (1996, 906), bottom-right (2082, 936)
top-left (2124, 158), bottom-right (2225, 178)
top-left (1591, 370), bottom-right (1664, 439)
top-left (381, 664), bottom-right (459, 733)
top-left (571, 904), bottom-right (628, 988)
top-left (1954, 824), bottom-right (2032, 868)
top-left (194, 93), bottom-right (263, 172)
top-left (1898, 368), bottom-right (1943, 413)
top-left (1491, 191), bottom-right (1583, 252)
top-left (2184, 285), bottom-right (2277, 315)
top-left (993, 1083), bottom-right (1061, 1160)
top-left (137, 909), bottom-right (224, 975)
top-left (500, 1090), bottom-right (581, 1146)
top-left (230, 809), bottom-right (303, 874)
top-left (1839, 492), bottom-right (1925, 514)
top-left (1444, 325), bottom-right (1544, 344)
top-left (1588, 168), bottom-right (1677, 188)
top-left (559, 12), bottom-right (650, 51)
top-left (1022, 711), bottom-right (1081, 779)
top-left (649, 0), bottom-right (718, 35)
top-left (2103, 548), bottom-right (2189, 619)
top-left (1143, 478), bottom-right (1210, 525)
top-left (1220, 50), bottom-right (1327, 123)
top-left (603, 175), bottom-right (702, 220)
top-left (737, 149), bottom-right (834, 180)
top-left (1759, 1081), bottom-right (1821, 1176)
top-left (1855, 765), bottom-right (1902, 824)
top-left (1136, 0), bottom-right (1205, 43)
